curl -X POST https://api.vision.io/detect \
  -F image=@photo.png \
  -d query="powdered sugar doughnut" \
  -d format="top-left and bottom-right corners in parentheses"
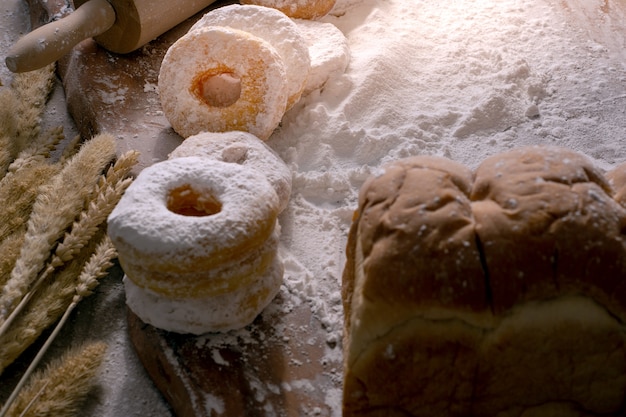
top-left (107, 156), bottom-right (280, 299)
top-left (241, 0), bottom-right (336, 20)
top-left (191, 4), bottom-right (310, 110)
top-left (169, 131), bottom-right (292, 213)
top-left (159, 26), bottom-right (288, 140)
top-left (124, 236), bottom-right (284, 334)
top-left (294, 19), bottom-right (350, 95)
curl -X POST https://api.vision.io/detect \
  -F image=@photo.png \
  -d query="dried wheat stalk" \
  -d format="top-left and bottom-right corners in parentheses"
top-left (52, 150), bottom-right (138, 267)
top-left (0, 228), bottom-right (105, 375)
top-left (0, 146), bottom-right (137, 371)
top-left (0, 145), bottom-right (139, 368)
top-left (0, 133), bottom-right (116, 321)
top-left (0, 150), bottom-right (138, 339)
top-left (0, 65), bottom-right (56, 180)
top-left (10, 64), bottom-right (56, 150)
top-left (6, 125), bottom-right (64, 176)
top-left (0, 88), bottom-right (18, 178)
top-left (0, 236), bottom-right (116, 416)
top-left (0, 163), bottom-right (61, 244)
top-left (0, 233), bottom-right (25, 290)
top-left (1, 341), bottom-right (107, 417)
top-left (0, 61), bottom-right (137, 416)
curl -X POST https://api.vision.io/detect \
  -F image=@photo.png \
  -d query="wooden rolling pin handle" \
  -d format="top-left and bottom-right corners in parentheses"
top-left (5, 0), bottom-right (116, 73)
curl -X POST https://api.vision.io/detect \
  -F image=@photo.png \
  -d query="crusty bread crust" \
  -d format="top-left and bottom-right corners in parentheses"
top-left (343, 146), bottom-right (626, 416)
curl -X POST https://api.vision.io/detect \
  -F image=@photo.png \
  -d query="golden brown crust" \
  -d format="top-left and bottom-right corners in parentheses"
top-left (342, 146), bottom-right (626, 417)
top-left (607, 161), bottom-right (626, 207)
top-left (353, 156), bottom-right (488, 313)
top-left (472, 146), bottom-right (626, 315)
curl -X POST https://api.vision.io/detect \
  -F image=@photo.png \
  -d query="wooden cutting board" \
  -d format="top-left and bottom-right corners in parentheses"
top-left (25, 1), bottom-right (342, 416)
top-left (126, 295), bottom-right (341, 417)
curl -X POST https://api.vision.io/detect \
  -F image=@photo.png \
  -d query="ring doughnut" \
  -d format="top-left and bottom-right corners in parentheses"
top-left (191, 4), bottom-right (311, 110)
top-left (169, 131), bottom-right (292, 213)
top-left (124, 238), bottom-right (284, 334)
top-left (107, 156), bottom-right (280, 298)
top-left (158, 26), bottom-right (288, 140)
top-left (241, 0), bottom-right (336, 20)
top-left (294, 19), bottom-right (350, 95)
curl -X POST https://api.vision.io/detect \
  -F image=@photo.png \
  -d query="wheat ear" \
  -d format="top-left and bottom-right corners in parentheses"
top-left (0, 229), bottom-right (114, 375)
top-left (0, 133), bottom-right (116, 321)
top-left (0, 228), bottom-right (104, 375)
top-left (0, 151), bottom-right (138, 338)
top-left (5, 125), bottom-right (64, 176)
top-left (0, 65), bottom-right (55, 180)
top-left (57, 134), bottom-right (82, 165)
top-left (11, 64), bottom-right (56, 149)
top-left (0, 232), bottom-right (26, 289)
top-left (0, 342), bottom-right (108, 417)
top-left (0, 124), bottom-right (65, 243)
top-left (72, 235), bottom-right (117, 300)
top-left (53, 150), bottom-right (138, 266)
top-left (0, 237), bottom-right (115, 416)
top-left (0, 164), bottom-right (61, 244)
top-left (0, 88), bottom-right (19, 179)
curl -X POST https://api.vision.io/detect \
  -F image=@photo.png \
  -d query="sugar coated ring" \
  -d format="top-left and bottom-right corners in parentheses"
top-left (169, 131), bottom-right (292, 213)
top-left (158, 26), bottom-right (288, 140)
top-left (124, 243), bottom-right (284, 334)
top-left (241, 0), bottom-right (336, 20)
top-left (191, 4), bottom-right (310, 110)
top-left (107, 156), bottom-right (280, 297)
top-left (294, 19), bottom-right (350, 95)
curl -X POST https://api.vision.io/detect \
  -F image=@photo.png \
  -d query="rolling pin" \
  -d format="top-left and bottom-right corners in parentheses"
top-left (6, 0), bottom-right (217, 73)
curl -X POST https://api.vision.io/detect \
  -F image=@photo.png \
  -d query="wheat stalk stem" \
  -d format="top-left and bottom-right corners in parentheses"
top-left (16, 380), bottom-right (49, 417)
top-left (0, 302), bottom-right (75, 417)
top-left (18, 380), bottom-right (50, 417)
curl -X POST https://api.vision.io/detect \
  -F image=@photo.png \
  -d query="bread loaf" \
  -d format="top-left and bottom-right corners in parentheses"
top-left (342, 146), bottom-right (626, 416)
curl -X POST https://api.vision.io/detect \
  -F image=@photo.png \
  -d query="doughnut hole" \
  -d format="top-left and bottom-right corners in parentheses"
top-left (191, 68), bottom-right (242, 108)
top-left (167, 184), bottom-right (222, 217)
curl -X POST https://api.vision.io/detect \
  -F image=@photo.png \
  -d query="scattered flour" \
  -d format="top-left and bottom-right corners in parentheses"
top-left (268, 0), bottom-right (626, 411)
top-left (270, 0), bottom-right (626, 321)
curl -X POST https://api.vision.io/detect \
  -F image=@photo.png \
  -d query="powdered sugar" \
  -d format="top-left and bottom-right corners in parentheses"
top-left (158, 26), bottom-right (288, 139)
top-left (123, 250), bottom-right (283, 334)
top-left (168, 131), bottom-right (293, 213)
top-left (191, 4), bottom-right (311, 109)
top-left (108, 157), bottom-right (279, 261)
